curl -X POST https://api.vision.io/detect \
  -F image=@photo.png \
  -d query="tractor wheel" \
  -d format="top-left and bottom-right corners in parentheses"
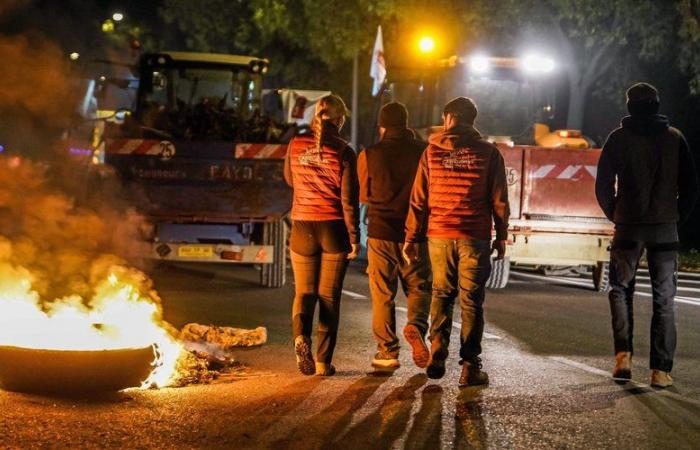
top-left (592, 261), bottom-right (610, 293)
top-left (260, 219), bottom-right (287, 288)
top-left (486, 257), bottom-right (510, 289)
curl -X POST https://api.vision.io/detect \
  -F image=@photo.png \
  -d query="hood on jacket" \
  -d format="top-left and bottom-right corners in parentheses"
top-left (428, 124), bottom-right (483, 150)
top-left (621, 114), bottom-right (669, 136)
top-left (381, 127), bottom-right (416, 141)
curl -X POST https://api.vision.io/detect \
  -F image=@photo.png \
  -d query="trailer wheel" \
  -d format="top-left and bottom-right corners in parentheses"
top-left (260, 219), bottom-right (287, 288)
top-left (487, 257), bottom-right (510, 289)
top-left (592, 262), bottom-right (610, 293)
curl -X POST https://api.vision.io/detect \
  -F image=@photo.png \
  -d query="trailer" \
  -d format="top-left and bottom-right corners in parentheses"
top-left (486, 144), bottom-right (613, 291)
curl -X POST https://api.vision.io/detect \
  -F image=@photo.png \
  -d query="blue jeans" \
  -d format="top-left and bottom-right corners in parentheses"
top-left (427, 238), bottom-right (492, 363)
top-left (608, 239), bottom-right (678, 371)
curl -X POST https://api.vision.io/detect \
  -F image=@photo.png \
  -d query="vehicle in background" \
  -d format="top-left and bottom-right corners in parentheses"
top-left (395, 54), bottom-right (612, 291)
top-left (533, 123), bottom-right (590, 149)
top-left (95, 51), bottom-right (293, 287)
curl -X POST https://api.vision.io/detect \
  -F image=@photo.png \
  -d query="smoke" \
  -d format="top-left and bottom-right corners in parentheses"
top-left (0, 157), bottom-right (150, 300)
top-left (0, 25), bottom-right (152, 303)
top-left (0, 34), bottom-right (82, 156)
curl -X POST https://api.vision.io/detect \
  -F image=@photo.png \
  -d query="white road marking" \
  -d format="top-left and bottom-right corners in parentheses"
top-left (634, 282), bottom-right (700, 294)
top-left (342, 289), bottom-right (368, 299)
top-left (511, 271), bottom-right (700, 306)
top-left (511, 271), bottom-right (592, 288)
top-left (396, 306), bottom-right (502, 340)
top-left (549, 356), bottom-right (700, 408)
top-left (639, 268), bottom-right (700, 279)
top-left (548, 356), bottom-right (610, 377)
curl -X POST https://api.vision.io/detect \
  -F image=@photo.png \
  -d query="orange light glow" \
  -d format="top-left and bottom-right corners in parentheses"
top-left (418, 36), bottom-right (436, 54)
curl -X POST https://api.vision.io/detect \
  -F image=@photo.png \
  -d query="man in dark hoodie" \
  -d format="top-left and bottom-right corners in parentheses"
top-left (403, 97), bottom-right (510, 386)
top-left (595, 82), bottom-right (699, 388)
top-left (358, 102), bottom-right (432, 370)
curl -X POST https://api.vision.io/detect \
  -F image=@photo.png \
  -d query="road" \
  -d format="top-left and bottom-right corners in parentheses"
top-left (2, 262), bottom-right (700, 449)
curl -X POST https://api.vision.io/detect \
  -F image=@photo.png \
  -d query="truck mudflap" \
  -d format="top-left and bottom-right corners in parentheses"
top-left (150, 242), bottom-right (274, 264)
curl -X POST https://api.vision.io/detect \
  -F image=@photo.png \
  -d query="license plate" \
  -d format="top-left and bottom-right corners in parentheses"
top-left (178, 245), bottom-right (214, 258)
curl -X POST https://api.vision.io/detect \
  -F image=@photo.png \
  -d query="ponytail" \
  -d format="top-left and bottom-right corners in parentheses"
top-left (311, 94), bottom-right (349, 155)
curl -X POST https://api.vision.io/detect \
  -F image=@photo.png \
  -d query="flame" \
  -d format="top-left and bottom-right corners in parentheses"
top-left (0, 250), bottom-right (185, 388)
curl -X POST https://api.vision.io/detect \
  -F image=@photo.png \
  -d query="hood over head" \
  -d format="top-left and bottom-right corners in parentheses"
top-left (428, 124), bottom-right (483, 150)
top-left (621, 114), bottom-right (669, 136)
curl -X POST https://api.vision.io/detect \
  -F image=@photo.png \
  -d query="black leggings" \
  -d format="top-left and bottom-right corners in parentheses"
top-left (290, 220), bottom-right (351, 256)
top-left (290, 220), bottom-right (350, 363)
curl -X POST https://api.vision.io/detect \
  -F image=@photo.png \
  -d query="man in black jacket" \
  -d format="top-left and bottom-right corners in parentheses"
top-left (358, 102), bottom-right (431, 369)
top-left (595, 82), bottom-right (699, 388)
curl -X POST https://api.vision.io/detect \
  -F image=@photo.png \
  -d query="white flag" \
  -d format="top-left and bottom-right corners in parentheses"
top-left (369, 26), bottom-right (386, 97)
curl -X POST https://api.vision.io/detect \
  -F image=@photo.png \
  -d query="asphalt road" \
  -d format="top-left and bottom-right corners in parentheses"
top-left (2, 262), bottom-right (700, 449)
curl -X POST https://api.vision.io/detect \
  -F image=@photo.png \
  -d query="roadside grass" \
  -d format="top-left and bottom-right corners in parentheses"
top-left (639, 249), bottom-right (700, 273)
top-left (680, 249), bottom-right (700, 272)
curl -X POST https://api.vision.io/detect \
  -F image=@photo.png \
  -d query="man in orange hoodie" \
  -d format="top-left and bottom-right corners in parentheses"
top-left (404, 97), bottom-right (509, 387)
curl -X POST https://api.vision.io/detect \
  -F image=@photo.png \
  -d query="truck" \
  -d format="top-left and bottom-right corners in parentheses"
top-left (95, 51), bottom-right (294, 287)
top-left (395, 54), bottom-right (614, 291)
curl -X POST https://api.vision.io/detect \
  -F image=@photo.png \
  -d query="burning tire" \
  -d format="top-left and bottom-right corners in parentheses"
top-left (0, 345), bottom-right (156, 394)
top-left (260, 219), bottom-right (287, 288)
top-left (487, 256), bottom-right (510, 289)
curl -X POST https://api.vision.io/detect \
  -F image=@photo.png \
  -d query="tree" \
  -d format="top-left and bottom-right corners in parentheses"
top-left (468, 0), bottom-right (676, 130)
top-left (678, 0), bottom-right (700, 94)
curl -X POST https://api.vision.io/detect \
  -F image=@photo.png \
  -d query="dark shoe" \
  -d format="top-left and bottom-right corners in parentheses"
top-left (371, 352), bottom-right (400, 369)
top-left (403, 324), bottom-right (430, 369)
top-left (315, 362), bottom-right (336, 377)
top-left (612, 352), bottom-right (632, 381)
top-left (426, 359), bottom-right (446, 379)
top-left (294, 336), bottom-right (315, 376)
top-left (459, 358), bottom-right (489, 387)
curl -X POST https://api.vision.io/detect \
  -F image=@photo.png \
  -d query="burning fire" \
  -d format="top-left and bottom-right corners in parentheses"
top-left (0, 244), bottom-right (184, 388)
top-left (0, 157), bottom-right (185, 389)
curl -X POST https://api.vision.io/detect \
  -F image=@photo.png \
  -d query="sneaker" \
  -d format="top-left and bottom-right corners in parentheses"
top-left (315, 362), bottom-right (336, 377)
top-left (371, 352), bottom-right (400, 369)
top-left (459, 358), bottom-right (489, 387)
top-left (650, 370), bottom-right (673, 388)
top-left (612, 352), bottom-right (632, 381)
top-left (403, 324), bottom-right (430, 369)
top-left (426, 359), bottom-right (446, 379)
top-left (294, 336), bottom-right (315, 376)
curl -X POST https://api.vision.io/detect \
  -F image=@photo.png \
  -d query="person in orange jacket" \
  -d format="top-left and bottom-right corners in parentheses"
top-left (284, 94), bottom-right (360, 376)
top-left (404, 97), bottom-right (509, 387)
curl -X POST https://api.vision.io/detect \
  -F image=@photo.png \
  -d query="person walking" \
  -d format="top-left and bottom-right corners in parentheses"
top-left (358, 102), bottom-right (432, 370)
top-left (284, 94), bottom-right (360, 377)
top-left (595, 82), bottom-right (699, 388)
top-left (403, 97), bottom-right (510, 387)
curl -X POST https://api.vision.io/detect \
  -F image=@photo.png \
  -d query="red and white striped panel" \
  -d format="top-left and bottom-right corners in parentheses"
top-left (235, 143), bottom-right (288, 159)
top-left (531, 164), bottom-right (597, 180)
top-left (106, 139), bottom-right (162, 155)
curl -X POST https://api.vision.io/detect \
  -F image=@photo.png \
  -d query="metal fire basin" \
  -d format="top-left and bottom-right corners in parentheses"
top-left (0, 345), bottom-right (156, 394)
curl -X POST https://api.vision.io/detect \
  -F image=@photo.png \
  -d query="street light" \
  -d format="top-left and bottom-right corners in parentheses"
top-left (418, 36), bottom-right (436, 54)
top-left (522, 53), bottom-right (555, 75)
top-left (101, 19), bottom-right (115, 33)
top-left (470, 55), bottom-right (490, 74)
top-left (69, 52), bottom-right (80, 61)
top-left (112, 12), bottom-right (124, 22)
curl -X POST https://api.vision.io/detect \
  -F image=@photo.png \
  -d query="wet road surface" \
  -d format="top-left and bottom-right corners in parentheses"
top-left (1, 262), bottom-right (699, 449)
